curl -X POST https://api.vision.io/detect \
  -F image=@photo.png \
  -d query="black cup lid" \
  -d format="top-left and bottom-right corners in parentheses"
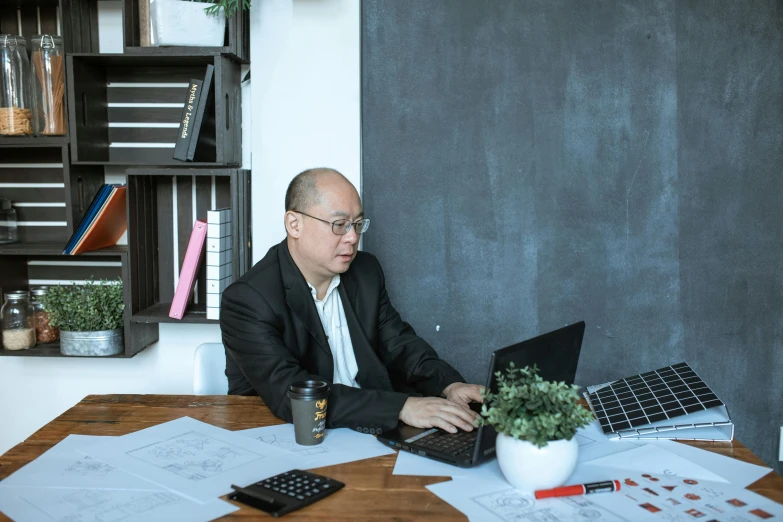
top-left (288, 380), bottom-right (329, 397)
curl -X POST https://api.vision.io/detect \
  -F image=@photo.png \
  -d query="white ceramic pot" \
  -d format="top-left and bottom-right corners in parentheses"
top-left (150, 0), bottom-right (226, 47)
top-left (495, 434), bottom-right (578, 491)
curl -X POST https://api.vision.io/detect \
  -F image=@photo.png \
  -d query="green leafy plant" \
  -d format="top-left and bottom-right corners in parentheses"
top-left (478, 363), bottom-right (594, 448)
top-left (39, 279), bottom-right (125, 332)
top-left (191, 0), bottom-right (251, 17)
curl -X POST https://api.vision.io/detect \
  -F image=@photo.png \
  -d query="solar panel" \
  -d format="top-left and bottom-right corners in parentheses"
top-left (585, 362), bottom-right (733, 441)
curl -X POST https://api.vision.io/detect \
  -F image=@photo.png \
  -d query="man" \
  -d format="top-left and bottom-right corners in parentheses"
top-left (220, 168), bottom-right (483, 434)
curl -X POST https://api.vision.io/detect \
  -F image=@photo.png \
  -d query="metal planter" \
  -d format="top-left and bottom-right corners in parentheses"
top-left (60, 328), bottom-right (124, 357)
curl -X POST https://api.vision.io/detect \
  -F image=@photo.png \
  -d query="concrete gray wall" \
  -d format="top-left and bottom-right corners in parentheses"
top-left (362, 0), bottom-right (783, 471)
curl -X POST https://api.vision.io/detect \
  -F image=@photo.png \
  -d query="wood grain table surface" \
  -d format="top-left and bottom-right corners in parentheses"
top-left (1, 394), bottom-right (781, 521)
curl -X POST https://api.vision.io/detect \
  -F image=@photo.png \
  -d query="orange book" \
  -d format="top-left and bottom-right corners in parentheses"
top-left (71, 186), bottom-right (127, 255)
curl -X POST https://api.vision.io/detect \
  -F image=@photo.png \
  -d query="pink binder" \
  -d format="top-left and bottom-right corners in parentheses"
top-left (169, 220), bottom-right (207, 319)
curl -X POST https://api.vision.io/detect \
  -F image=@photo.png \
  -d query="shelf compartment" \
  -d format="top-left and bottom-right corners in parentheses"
top-left (0, 146), bottom-right (103, 243)
top-left (123, 0), bottom-right (250, 63)
top-left (126, 168), bottom-right (250, 324)
top-left (132, 302), bottom-right (216, 324)
top-left (0, 248), bottom-right (158, 357)
top-left (66, 54), bottom-right (241, 166)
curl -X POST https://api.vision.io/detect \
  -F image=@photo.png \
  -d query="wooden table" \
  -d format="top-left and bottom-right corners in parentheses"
top-left (1, 395), bottom-right (781, 521)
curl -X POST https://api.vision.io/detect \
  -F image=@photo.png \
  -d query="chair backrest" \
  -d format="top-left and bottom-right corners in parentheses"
top-left (193, 343), bottom-right (229, 395)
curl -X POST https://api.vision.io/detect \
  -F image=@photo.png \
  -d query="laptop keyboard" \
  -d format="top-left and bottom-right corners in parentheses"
top-left (414, 429), bottom-right (478, 457)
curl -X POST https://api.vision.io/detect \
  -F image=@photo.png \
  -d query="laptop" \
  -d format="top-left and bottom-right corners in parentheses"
top-left (377, 321), bottom-right (586, 468)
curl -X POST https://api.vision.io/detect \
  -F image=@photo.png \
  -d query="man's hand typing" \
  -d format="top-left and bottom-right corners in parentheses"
top-left (398, 396), bottom-right (478, 433)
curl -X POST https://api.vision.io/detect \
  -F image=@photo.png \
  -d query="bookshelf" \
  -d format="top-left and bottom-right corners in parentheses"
top-left (0, 0), bottom-right (251, 357)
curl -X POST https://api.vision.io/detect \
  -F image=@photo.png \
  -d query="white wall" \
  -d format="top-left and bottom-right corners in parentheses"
top-left (251, 0), bottom-right (361, 255)
top-left (0, 0), bottom-right (360, 455)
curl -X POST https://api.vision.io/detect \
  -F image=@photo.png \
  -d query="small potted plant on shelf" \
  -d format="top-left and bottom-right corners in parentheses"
top-left (39, 278), bottom-right (125, 357)
top-left (151, 0), bottom-right (251, 48)
top-left (479, 363), bottom-right (595, 491)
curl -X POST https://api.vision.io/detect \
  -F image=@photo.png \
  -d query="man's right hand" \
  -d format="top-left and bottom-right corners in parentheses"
top-left (399, 396), bottom-right (478, 433)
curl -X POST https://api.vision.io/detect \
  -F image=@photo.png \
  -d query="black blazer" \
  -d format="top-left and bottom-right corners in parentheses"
top-left (220, 239), bottom-right (465, 433)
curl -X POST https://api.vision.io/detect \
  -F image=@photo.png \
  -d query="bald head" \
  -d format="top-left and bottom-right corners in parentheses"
top-left (285, 168), bottom-right (352, 213)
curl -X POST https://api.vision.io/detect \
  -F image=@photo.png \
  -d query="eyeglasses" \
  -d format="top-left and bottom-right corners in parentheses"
top-left (293, 210), bottom-right (371, 236)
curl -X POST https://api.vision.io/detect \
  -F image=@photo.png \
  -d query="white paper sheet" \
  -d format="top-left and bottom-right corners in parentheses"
top-left (575, 420), bottom-right (646, 463)
top-left (587, 469), bottom-right (783, 521)
top-left (578, 421), bottom-right (772, 488)
top-left (426, 475), bottom-right (632, 522)
top-left (638, 439), bottom-right (772, 488)
top-left (0, 435), bottom-right (163, 491)
top-left (79, 416), bottom-right (304, 502)
top-left (576, 444), bottom-right (729, 484)
top-left (238, 424), bottom-right (395, 469)
top-left (0, 486), bottom-right (238, 522)
top-left (393, 450), bottom-right (502, 478)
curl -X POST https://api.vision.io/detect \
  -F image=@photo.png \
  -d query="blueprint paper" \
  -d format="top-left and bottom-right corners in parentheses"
top-left (426, 474), bottom-right (631, 522)
top-left (0, 486), bottom-right (237, 522)
top-left (588, 469), bottom-right (783, 521)
top-left (78, 416), bottom-right (304, 502)
top-left (0, 435), bottom-right (164, 491)
top-left (238, 424), bottom-right (395, 469)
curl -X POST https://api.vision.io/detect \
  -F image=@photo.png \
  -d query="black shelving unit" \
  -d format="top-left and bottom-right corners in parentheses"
top-left (0, 0), bottom-right (251, 356)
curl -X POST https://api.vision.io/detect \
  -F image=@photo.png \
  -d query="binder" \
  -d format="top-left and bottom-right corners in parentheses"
top-left (63, 184), bottom-right (111, 254)
top-left (169, 220), bottom-right (207, 320)
top-left (70, 186), bottom-right (127, 255)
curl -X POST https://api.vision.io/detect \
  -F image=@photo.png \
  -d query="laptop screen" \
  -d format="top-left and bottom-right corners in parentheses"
top-left (485, 321), bottom-right (585, 393)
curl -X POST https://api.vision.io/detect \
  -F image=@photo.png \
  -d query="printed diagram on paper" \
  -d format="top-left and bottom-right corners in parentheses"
top-left (127, 431), bottom-right (264, 481)
top-left (472, 489), bottom-right (628, 522)
top-left (256, 435), bottom-right (331, 456)
top-left (18, 489), bottom-right (182, 522)
top-left (63, 455), bottom-right (114, 477)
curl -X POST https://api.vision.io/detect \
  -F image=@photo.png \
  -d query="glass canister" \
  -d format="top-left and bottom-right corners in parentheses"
top-left (0, 35), bottom-right (32, 136)
top-left (1, 290), bottom-right (36, 350)
top-left (31, 286), bottom-right (59, 343)
top-left (30, 35), bottom-right (66, 136)
top-left (0, 198), bottom-right (18, 244)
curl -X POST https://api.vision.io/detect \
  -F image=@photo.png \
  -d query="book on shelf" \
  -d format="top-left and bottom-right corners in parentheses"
top-left (172, 78), bottom-right (203, 161)
top-left (206, 208), bottom-right (231, 320)
top-left (169, 220), bottom-right (207, 320)
top-left (63, 184), bottom-right (127, 255)
top-left (186, 64), bottom-right (216, 162)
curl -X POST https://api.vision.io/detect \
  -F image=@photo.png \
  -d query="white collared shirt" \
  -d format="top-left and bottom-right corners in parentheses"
top-left (307, 275), bottom-right (361, 388)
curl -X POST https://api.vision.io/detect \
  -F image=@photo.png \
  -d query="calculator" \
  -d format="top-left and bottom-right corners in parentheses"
top-left (229, 469), bottom-right (344, 517)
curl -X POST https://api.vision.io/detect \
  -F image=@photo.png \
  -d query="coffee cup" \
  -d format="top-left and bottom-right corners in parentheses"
top-left (287, 380), bottom-right (330, 445)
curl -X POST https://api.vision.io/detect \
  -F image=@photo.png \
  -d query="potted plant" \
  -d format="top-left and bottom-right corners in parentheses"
top-left (479, 363), bottom-right (595, 491)
top-left (150, 0), bottom-right (251, 48)
top-left (39, 279), bottom-right (125, 357)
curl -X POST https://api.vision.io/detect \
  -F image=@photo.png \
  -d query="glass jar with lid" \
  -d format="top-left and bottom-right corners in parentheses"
top-left (0, 198), bottom-right (18, 244)
top-left (30, 34), bottom-right (65, 136)
top-left (1, 290), bottom-right (36, 350)
top-left (0, 35), bottom-right (32, 136)
top-left (31, 286), bottom-right (59, 343)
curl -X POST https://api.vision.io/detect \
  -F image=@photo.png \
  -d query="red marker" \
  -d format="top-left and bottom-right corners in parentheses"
top-left (534, 480), bottom-right (621, 499)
